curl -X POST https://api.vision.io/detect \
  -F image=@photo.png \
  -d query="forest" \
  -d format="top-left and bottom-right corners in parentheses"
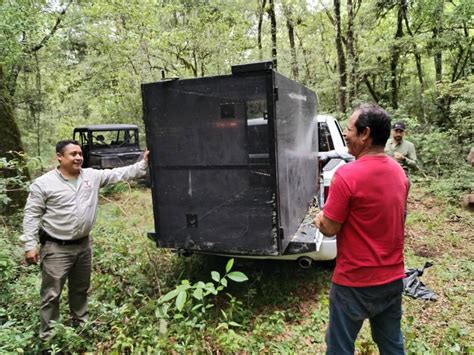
top-left (1, 0), bottom-right (473, 353)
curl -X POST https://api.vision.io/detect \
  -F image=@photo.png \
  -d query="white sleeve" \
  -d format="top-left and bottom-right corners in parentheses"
top-left (20, 182), bottom-right (46, 251)
top-left (97, 160), bottom-right (148, 187)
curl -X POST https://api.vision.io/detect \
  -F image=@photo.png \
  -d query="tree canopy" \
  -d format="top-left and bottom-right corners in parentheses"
top-left (0, 0), bottom-right (472, 173)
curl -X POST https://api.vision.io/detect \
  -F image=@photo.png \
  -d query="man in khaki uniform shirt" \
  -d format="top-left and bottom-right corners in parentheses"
top-left (385, 121), bottom-right (417, 172)
top-left (20, 140), bottom-right (149, 341)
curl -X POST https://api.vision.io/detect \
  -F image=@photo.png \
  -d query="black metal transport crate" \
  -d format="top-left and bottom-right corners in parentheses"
top-left (142, 62), bottom-right (319, 256)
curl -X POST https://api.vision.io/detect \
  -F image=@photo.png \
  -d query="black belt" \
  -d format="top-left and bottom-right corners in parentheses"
top-left (39, 229), bottom-right (88, 246)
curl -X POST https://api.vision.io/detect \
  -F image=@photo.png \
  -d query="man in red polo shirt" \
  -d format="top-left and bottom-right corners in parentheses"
top-left (314, 103), bottom-right (409, 354)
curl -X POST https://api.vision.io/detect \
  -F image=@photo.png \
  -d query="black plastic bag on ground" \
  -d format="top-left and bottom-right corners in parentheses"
top-left (403, 262), bottom-right (437, 301)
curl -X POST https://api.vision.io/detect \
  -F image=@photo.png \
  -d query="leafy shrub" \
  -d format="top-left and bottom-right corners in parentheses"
top-left (0, 248), bottom-right (17, 286)
top-left (422, 165), bottom-right (473, 204)
top-left (0, 153), bottom-right (40, 209)
top-left (409, 125), bottom-right (473, 204)
top-left (412, 128), bottom-right (466, 176)
top-left (100, 181), bottom-right (133, 196)
top-left (156, 259), bottom-right (248, 340)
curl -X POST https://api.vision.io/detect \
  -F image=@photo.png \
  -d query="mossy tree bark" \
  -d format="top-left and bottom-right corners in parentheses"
top-left (0, 65), bottom-right (29, 214)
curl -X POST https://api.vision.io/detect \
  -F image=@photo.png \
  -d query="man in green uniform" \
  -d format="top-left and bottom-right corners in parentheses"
top-left (385, 121), bottom-right (417, 171)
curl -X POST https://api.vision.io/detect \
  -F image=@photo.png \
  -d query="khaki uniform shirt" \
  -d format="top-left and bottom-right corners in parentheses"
top-left (20, 160), bottom-right (147, 251)
top-left (385, 138), bottom-right (417, 170)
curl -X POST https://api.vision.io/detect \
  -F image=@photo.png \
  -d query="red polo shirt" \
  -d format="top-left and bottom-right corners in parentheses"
top-left (323, 155), bottom-right (409, 287)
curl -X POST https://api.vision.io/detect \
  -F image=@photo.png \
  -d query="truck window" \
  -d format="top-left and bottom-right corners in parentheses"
top-left (91, 130), bottom-right (139, 147)
top-left (319, 122), bottom-right (334, 152)
top-left (75, 131), bottom-right (89, 147)
top-left (334, 120), bottom-right (346, 147)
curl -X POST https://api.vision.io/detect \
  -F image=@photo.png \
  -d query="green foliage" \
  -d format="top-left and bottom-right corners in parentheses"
top-left (1, 187), bottom-right (472, 352)
top-left (100, 181), bottom-right (131, 196)
top-left (2, 0), bottom-right (473, 350)
top-left (0, 244), bottom-right (18, 287)
top-left (0, 214), bottom-right (40, 353)
top-left (413, 129), bottom-right (461, 175)
top-left (2, 0), bottom-right (472, 192)
top-left (409, 118), bottom-right (473, 203)
top-left (433, 78), bottom-right (474, 136)
top-left (420, 165), bottom-right (473, 204)
top-left (0, 153), bottom-right (41, 209)
top-left (398, 75), bottom-right (474, 203)
top-left (155, 258), bottom-right (248, 340)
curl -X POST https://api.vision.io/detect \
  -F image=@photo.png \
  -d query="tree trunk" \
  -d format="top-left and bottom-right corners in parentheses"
top-left (389, 0), bottom-right (405, 109)
top-left (346, 0), bottom-right (356, 107)
top-left (296, 32), bottom-right (311, 86)
top-left (192, 49), bottom-right (198, 77)
top-left (434, 50), bottom-right (442, 82)
top-left (267, 0), bottom-right (277, 69)
top-left (363, 74), bottom-right (379, 103)
top-left (400, 1), bottom-right (426, 120)
top-left (257, 0), bottom-right (267, 61)
top-left (433, 28), bottom-right (443, 82)
top-left (34, 52), bottom-right (42, 157)
top-left (0, 65), bottom-right (29, 214)
top-left (334, 0), bottom-right (346, 112)
top-left (432, 0), bottom-right (444, 82)
top-left (451, 33), bottom-right (471, 83)
top-left (283, 3), bottom-right (299, 80)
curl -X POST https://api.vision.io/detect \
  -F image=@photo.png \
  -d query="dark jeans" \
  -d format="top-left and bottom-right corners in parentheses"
top-left (326, 279), bottom-right (405, 355)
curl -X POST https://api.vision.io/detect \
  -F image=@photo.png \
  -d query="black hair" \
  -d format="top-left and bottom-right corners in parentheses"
top-left (56, 140), bottom-right (80, 154)
top-left (353, 103), bottom-right (391, 147)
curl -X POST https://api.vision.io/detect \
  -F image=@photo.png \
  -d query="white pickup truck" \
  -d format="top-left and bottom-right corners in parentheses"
top-left (317, 115), bottom-right (354, 207)
top-left (259, 114), bottom-right (353, 268)
top-left (222, 114), bottom-right (353, 268)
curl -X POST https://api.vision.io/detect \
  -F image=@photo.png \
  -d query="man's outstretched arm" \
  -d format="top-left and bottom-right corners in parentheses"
top-left (97, 149), bottom-right (150, 186)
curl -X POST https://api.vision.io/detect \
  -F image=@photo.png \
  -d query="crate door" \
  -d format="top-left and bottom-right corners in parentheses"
top-left (142, 74), bottom-right (280, 255)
